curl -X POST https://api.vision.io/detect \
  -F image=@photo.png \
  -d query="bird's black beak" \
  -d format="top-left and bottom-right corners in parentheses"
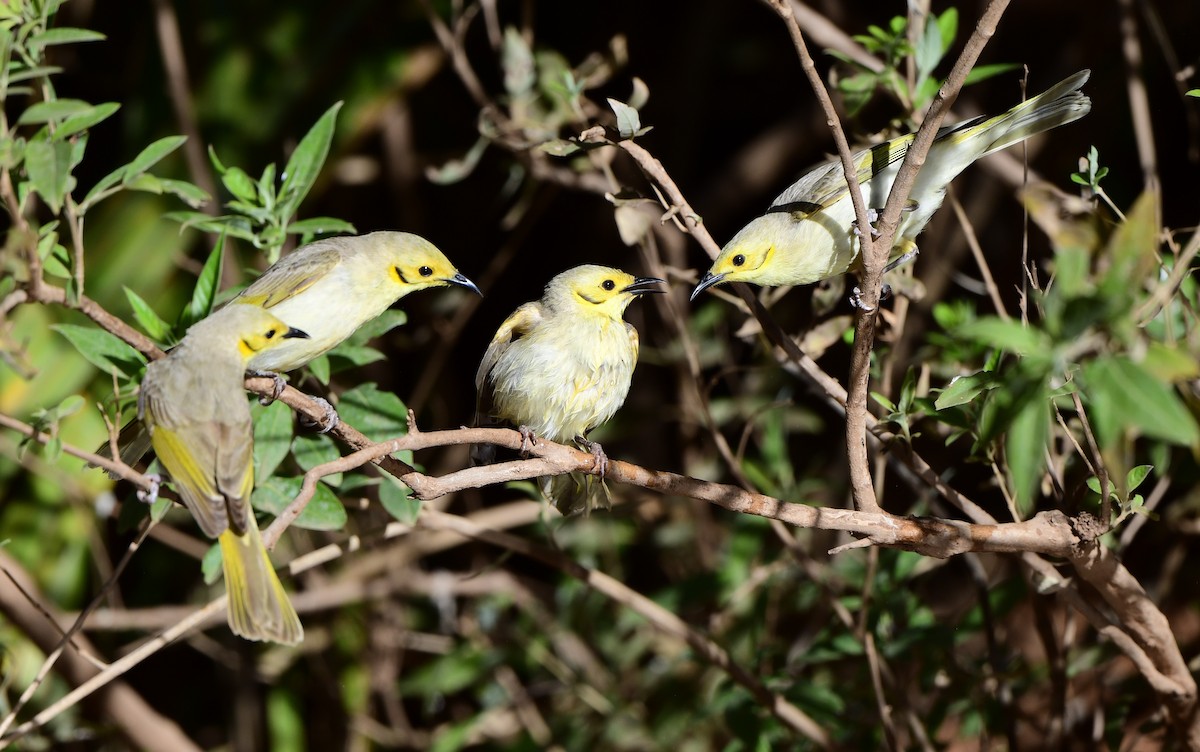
top-left (689, 271), bottom-right (725, 301)
top-left (622, 277), bottom-right (666, 296)
top-left (283, 327), bottom-right (311, 340)
top-left (449, 272), bottom-right (482, 297)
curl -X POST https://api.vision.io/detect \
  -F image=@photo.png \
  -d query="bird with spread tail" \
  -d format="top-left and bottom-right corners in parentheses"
top-left (472, 265), bottom-right (663, 514)
top-left (692, 70), bottom-right (1091, 300)
top-left (139, 303), bottom-right (308, 644)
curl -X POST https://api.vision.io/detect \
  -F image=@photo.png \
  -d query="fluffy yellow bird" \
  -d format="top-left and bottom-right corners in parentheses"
top-left (691, 70), bottom-right (1091, 299)
top-left (233, 230), bottom-right (480, 376)
top-left (472, 265), bottom-right (663, 514)
top-left (139, 303), bottom-right (309, 644)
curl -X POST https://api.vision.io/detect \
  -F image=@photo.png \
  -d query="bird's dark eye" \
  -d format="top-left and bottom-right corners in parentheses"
top-left (265, 328), bottom-right (277, 339)
top-left (602, 279), bottom-right (615, 291)
top-left (419, 266), bottom-right (433, 277)
top-left (732, 254), bottom-right (746, 267)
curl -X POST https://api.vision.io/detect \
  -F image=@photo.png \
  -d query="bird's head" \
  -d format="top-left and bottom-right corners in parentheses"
top-left (690, 220), bottom-right (778, 301)
top-left (547, 265), bottom-right (664, 320)
top-left (371, 232), bottom-right (481, 298)
top-left (220, 305), bottom-right (310, 362)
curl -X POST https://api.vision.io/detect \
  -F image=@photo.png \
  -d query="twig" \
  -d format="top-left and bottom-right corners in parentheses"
top-left (151, 0), bottom-right (219, 212)
top-left (0, 552), bottom-right (201, 751)
top-left (416, 508), bottom-right (833, 747)
top-left (0, 519), bottom-right (156, 739)
top-left (948, 188), bottom-right (1010, 320)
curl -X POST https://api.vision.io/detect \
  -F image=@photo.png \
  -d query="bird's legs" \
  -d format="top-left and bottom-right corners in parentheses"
top-left (247, 369), bottom-right (289, 404)
top-left (305, 397), bottom-right (340, 434)
top-left (136, 473), bottom-right (161, 504)
top-left (851, 238), bottom-right (920, 310)
top-left (516, 425), bottom-right (537, 454)
top-left (248, 369), bottom-right (340, 433)
top-left (575, 436), bottom-right (608, 478)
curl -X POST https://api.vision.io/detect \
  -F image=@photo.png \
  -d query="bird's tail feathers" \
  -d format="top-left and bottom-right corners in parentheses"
top-left (469, 412), bottom-right (500, 466)
top-left (963, 70), bottom-right (1092, 159)
top-left (543, 472), bottom-right (611, 516)
top-left (219, 519), bottom-right (303, 645)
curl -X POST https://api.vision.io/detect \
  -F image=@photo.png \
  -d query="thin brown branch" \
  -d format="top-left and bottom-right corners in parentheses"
top-left (151, 0), bottom-right (219, 212)
top-left (0, 552), bottom-right (200, 752)
top-left (416, 508), bottom-right (833, 747)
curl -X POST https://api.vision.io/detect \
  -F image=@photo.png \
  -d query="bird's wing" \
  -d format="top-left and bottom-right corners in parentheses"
top-left (213, 422), bottom-right (255, 536)
top-left (771, 136), bottom-right (915, 214)
top-left (474, 302), bottom-right (543, 395)
top-left (470, 302), bottom-right (543, 466)
top-left (235, 247), bottom-right (342, 309)
top-left (626, 321), bottom-right (639, 365)
top-left (146, 418), bottom-right (229, 538)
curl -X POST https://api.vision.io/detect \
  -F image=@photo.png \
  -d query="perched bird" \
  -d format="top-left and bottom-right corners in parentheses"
top-left (105, 231), bottom-right (479, 465)
top-left (472, 265), bottom-right (663, 514)
top-left (233, 230), bottom-right (480, 376)
top-left (691, 70), bottom-right (1091, 299)
top-left (139, 304), bottom-right (309, 644)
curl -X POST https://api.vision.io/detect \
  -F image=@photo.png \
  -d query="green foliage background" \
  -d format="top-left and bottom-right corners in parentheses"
top-left (1, 0), bottom-right (1200, 749)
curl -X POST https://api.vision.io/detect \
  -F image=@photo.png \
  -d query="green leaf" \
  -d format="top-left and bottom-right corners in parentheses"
top-left (379, 476), bottom-right (420, 524)
top-left (336, 383), bottom-right (408, 443)
top-left (286, 217), bottom-right (356, 237)
top-left (253, 400), bottom-right (295, 485)
top-left (348, 309), bottom-right (406, 342)
top-left (1141, 342), bottom-right (1200, 382)
top-left (306, 354), bottom-right (330, 385)
top-left (53, 102), bottom-right (119, 141)
top-left (182, 238), bottom-right (225, 327)
top-left (1126, 464), bottom-right (1152, 493)
top-left (291, 434), bottom-right (342, 487)
top-left (123, 286), bottom-right (171, 342)
top-left (1187, 89), bottom-right (1200, 98)
top-left (28, 27), bottom-right (106, 48)
top-left (934, 8), bottom-right (958, 55)
top-left (1007, 395), bottom-right (1048, 515)
top-left (913, 13), bottom-right (943, 84)
top-left (539, 139), bottom-right (582, 157)
top-left (935, 371), bottom-right (994, 410)
top-left (399, 650), bottom-right (490, 697)
top-left (956, 317), bottom-right (1049, 356)
top-left (202, 542), bottom-right (222, 584)
top-left (17, 98), bottom-right (92, 126)
top-left (1099, 190), bottom-right (1158, 303)
top-left (607, 98), bottom-right (641, 139)
top-left (51, 324), bottom-right (146, 377)
top-left (327, 344), bottom-right (386, 369)
top-left (24, 138), bottom-right (74, 213)
top-left (122, 136), bottom-right (187, 181)
top-left (252, 476), bottom-right (347, 531)
top-left (277, 101), bottom-right (343, 222)
top-left (425, 136), bottom-right (488, 185)
top-left (963, 62), bottom-right (1022, 86)
top-left (154, 178), bottom-right (210, 208)
top-left (1083, 356), bottom-right (1200, 448)
top-left (221, 166), bottom-right (258, 203)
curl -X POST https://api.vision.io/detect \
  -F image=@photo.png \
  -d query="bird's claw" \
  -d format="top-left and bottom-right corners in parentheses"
top-left (248, 369), bottom-right (287, 405)
top-left (849, 284), bottom-right (893, 311)
top-left (300, 396), bottom-right (340, 433)
top-left (849, 286), bottom-right (874, 312)
top-left (851, 208), bottom-right (883, 239)
top-left (137, 473), bottom-right (162, 505)
top-left (517, 425), bottom-right (537, 454)
top-left (577, 437), bottom-right (608, 479)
